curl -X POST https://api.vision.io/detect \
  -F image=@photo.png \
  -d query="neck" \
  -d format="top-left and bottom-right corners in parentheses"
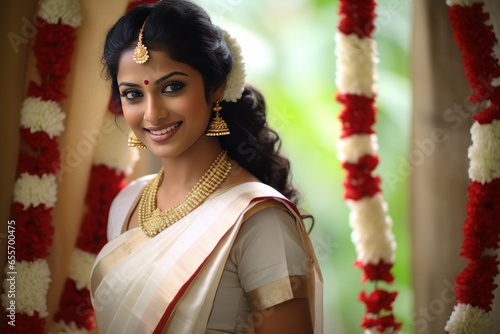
top-left (158, 141), bottom-right (224, 199)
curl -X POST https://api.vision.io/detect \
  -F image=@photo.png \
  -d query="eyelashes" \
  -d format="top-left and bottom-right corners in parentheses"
top-left (120, 81), bottom-right (186, 102)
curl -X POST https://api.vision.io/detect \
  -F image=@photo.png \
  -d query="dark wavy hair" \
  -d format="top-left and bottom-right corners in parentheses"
top-left (102, 0), bottom-right (302, 206)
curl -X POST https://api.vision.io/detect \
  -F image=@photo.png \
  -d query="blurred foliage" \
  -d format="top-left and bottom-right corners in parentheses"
top-left (198, 0), bottom-right (413, 332)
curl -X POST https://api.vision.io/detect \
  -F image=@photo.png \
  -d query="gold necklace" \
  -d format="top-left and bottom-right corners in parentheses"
top-left (138, 150), bottom-right (232, 237)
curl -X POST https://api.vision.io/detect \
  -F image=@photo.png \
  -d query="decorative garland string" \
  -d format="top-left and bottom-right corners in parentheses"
top-left (444, 1), bottom-right (500, 333)
top-left (335, 0), bottom-right (402, 332)
top-left (1, 1), bottom-right (81, 333)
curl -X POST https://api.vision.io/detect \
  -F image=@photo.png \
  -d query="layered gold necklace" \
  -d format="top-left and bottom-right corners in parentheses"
top-left (138, 150), bottom-right (232, 237)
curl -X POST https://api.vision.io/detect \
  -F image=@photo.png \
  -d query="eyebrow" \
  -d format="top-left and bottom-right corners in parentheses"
top-left (118, 71), bottom-right (188, 88)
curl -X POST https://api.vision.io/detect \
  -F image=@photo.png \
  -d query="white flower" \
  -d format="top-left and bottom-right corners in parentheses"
top-left (347, 194), bottom-right (396, 264)
top-left (335, 33), bottom-right (378, 97)
top-left (2, 259), bottom-right (51, 317)
top-left (221, 29), bottom-right (246, 102)
top-left (13, 173), bottom-right (58, 209)
top-left (21, 97), bottom-right (66, 138)
top-left (38, 0), bottom-right (82, 28)
top-left (337, 134), bottom-right (379, 163)
top-left (51, 320), bottom-right (91, 334)
top-left (445, 304), bottom-right (494, 334)
top-left (446, 0), bottom-right (483, 7)
top-left (93, 114), bottom-right (139, 175)
top-left (67, 249), bottom-right (96, 291)
top-left (468, 120), bottom-right (500, 183)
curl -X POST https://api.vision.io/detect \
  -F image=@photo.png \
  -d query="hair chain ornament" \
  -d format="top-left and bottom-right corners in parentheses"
top-left (220, 28), bottom-right (246, 102)
top-left (139, 150), bottom-right (232, 237)
top-left (134, 19), bottom-right (149, 64)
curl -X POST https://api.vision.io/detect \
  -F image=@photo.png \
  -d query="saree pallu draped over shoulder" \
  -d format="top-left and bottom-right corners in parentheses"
top-left (90, 182), bottom-right (323, 333)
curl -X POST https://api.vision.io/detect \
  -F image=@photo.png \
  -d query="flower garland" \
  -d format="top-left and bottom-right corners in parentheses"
top-left (335, 0), bottom-right (401, 332)
top-left (51, 1), bottom-right (151, 332)
top-left (444, 1), bottom-right (500, 333)
top-left (1, 1), bottom-right (81, 332)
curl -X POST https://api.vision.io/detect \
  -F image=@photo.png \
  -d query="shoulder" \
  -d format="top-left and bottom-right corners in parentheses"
top-left (107, 174), bottom-right (156, 241)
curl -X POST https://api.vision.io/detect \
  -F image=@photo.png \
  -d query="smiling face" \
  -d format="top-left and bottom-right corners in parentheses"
top-left (117, 49), bottom-right (222, 159)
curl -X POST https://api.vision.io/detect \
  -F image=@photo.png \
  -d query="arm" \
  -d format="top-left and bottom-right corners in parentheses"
top-left (253, 298), bottom-right (314, 334)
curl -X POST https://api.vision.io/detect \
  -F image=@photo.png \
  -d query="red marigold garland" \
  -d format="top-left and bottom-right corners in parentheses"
top-left (335, 0), bottom-right (402, 332)
top-left (444, 1), bottom-right (500, 333)
top-left (1, 1), bottom-right (81, 333)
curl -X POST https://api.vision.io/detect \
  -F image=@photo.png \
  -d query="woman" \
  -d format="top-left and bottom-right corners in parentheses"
top-left (90, 1), bottom-right (323, 333)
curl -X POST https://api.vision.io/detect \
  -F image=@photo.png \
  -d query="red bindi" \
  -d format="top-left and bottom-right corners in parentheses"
top-left (144, 79), bottom-right (149, 85)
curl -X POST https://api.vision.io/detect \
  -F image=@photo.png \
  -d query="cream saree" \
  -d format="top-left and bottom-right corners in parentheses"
top-left (90, 180), bottom-right (323, 333)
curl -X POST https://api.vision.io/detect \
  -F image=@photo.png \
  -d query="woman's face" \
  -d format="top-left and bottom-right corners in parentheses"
top-left (117, 49), bottom-right (218, 159)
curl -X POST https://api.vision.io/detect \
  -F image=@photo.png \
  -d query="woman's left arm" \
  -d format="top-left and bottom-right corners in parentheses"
top-left (253, 298), bottom-right (314, 334)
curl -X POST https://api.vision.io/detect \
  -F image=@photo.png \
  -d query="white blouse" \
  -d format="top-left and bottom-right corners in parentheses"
top-left (207, 206), bottom-right (309, 333)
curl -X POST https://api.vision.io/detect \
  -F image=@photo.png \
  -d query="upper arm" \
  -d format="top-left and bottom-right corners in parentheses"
top-left (231, 205), bottom-right (314, 331)
top-left (253, 298), bottom-right (314, 334)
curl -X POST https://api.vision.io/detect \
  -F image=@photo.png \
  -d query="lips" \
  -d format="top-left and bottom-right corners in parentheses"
top-left (148, 122), bottom-right (181, 135)
top-left (145, 122), bottom-right (182, 142)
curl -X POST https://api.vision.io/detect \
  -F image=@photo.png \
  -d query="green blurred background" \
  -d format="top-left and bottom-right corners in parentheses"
top-left (197, 0), bottom-right (412, 332)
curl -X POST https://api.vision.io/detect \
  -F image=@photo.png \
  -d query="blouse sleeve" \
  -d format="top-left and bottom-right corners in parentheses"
top-left (229, 205), bottom-right (310, 311)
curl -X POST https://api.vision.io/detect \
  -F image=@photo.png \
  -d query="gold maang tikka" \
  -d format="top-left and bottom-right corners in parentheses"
top-left (134, 19), bottom-right (149, 64)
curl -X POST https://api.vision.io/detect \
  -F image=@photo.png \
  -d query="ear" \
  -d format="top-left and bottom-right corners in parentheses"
top-left (211, 81), bottom-right (226, 103)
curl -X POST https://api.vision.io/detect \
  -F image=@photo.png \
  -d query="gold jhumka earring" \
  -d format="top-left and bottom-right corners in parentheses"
top-left (134, 19), bottom-right (149, 64)
top-left (206, 101), bottom-right (230, 136)
top-left (128, 134), bottom-right (147, 149)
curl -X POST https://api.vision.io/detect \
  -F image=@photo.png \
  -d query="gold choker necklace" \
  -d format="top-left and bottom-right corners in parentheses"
top-left (138, 151), bottom-right (232, 237)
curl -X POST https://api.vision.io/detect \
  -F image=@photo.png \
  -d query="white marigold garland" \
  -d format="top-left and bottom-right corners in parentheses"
top-left (2, 1), bottom-right (81, 332)
top-left (335, 0), bottom-right (401, 332)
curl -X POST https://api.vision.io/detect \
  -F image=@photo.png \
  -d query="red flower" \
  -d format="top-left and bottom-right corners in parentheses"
top-left (449, 3), bottom-right (500, 104)
top-left (6, 312), bottom-right (46, 334)
top-left (28, 81), bottom-right (67, 101)
top-left (455, 256), bottom-right (499, 312)
top-left (355, 260), bottom-right (394, 283)
top-left (33, 22), bottom-right (76, 78)
top-left (338, 0), bottom-right (377, 38)
top-left (474, 103), bottom-right (500, 124)
top-left (359, 289), bottom-right (398, 314)
top-left (461, 179), bottom-right (500, 259)
top-left (361, 314), bottom-right (402, 331)
top-left (76, 165), bottom-right (126, 253)
top-left (19, 128), bottom-right (58, 151)
top-left (337, 93), bottom-right (377, 138)
top-left (53, 280), bottom-right (96, 330)
top-left (11, 203), bottom-right (54, 261)
top-left (342, 155), bottom-right (381, 200)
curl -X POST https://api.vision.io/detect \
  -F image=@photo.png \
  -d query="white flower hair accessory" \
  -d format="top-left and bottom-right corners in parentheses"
top-left (220, 28), bottom-right (246, 103)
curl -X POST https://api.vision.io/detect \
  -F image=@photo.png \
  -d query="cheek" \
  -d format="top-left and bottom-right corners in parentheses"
top-left (122, 106), bottom-right (142, 127)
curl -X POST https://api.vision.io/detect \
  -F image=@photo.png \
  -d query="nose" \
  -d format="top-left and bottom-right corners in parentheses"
top-left (144, 94), bottom-right (169, 125)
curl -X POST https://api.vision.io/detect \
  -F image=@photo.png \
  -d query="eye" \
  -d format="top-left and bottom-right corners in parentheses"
top-left (162, 81), bottom-right (185, 93)
top-left (120, 89), bottom-right (143, 101)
